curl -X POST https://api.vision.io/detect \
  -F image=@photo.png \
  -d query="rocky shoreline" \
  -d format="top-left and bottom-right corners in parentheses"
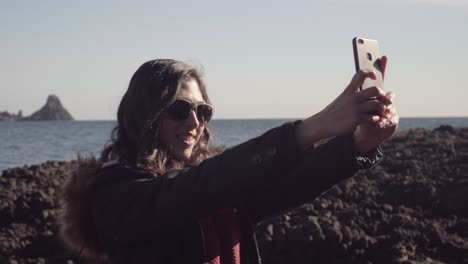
top-left (1, 126), bottom-right (467, 263)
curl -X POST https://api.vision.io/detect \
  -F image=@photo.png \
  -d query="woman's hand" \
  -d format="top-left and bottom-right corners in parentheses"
top-left (353, 93), bottom-right (399, 153)
top-left (296, 67), bottom-right (390, 152)
top-left (352, 56), bottom-right (399, 154)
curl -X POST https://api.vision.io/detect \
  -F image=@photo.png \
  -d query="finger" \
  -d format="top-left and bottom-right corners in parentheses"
top-left (360, 114), bottom-right (380, 124)
top-left (355, 86), bottom-right (386, 102)
top-left (346, 69), bottom-right (377, 94)
top-left (384, 105), bottom-right (396, 115)
top-left (379, 105), bottom-right (397, 120)
top-left (379, 118), bottom-right (398, 128)
top-left (383, 109), bottom-right (392, 120)
top-left (381, 92), bottom-right (395, 105)
top-left (377, 118), bottom-right (391, 128)
top-left (380, 56), bottom-right (388, 80)
top-left (378, 113), bottom-right (399, 128)
top-left (388, 111), bottom-right (400, 125)
top-left (390, 114), bottom-right (400, 126)
top-left (386, 91), bottom-right (396, 101)
top-left (383, 109), bottom-right (395, 120)
top-left (359, 100), bottom-right (387, 115)
top-left (383, 104), bottom-right (398, 120)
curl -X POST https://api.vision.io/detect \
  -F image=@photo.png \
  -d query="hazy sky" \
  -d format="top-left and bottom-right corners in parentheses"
top-left (1, 0), bottom-right (467, 120)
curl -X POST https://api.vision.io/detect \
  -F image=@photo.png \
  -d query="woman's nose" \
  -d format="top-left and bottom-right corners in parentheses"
top-left (184, 110), bottom-right (200, 128)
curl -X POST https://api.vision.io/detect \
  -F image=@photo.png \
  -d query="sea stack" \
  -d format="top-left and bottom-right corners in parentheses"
top-left (25, 95), bottom-right (74, 121)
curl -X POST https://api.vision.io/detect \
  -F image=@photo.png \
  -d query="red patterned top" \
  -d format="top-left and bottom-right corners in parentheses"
top-left (199, 208), bottom-right (241, 264)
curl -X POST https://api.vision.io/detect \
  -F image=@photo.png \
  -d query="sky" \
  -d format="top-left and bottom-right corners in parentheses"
top-left (1, 0), bottom-right (467, 120)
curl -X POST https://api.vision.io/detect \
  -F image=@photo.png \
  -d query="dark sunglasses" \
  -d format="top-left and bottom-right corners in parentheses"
top-left (166, 98), bottom-right (213, 124)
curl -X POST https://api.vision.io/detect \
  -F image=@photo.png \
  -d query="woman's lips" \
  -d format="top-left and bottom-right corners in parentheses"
top-left (177, 134), bottom-right (196, 146)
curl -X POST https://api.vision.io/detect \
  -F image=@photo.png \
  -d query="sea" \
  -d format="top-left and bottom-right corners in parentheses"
top-left (1, 117), bottom-right (468, 171)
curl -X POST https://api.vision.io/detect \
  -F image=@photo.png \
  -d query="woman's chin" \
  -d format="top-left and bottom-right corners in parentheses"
top-left (172, 147), bottom-right (193, 162)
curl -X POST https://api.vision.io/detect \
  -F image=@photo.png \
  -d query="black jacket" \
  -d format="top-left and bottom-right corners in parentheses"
top-left (58, 120), bottom-right (382, 263)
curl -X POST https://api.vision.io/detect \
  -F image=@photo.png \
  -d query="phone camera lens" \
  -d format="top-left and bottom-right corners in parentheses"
top-left (358, 39), bottom-right (364, 44)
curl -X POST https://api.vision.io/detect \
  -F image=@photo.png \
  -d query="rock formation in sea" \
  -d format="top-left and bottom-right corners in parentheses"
top-left (0, 126), bottom-right (467, 263)
top-left (1, 95), bottom-right (73, 121)
top-left (23, 95), bottom-right (73, 121)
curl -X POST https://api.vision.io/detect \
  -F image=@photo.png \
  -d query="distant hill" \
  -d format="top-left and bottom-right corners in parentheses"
top-left (0, 95), bottom-right (74, 121)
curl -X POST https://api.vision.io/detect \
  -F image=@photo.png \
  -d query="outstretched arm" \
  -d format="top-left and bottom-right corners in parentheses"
top-left (245, 56), bottom-right (398, 222)
top-left (295, 57), bottom-right (397, 154)
top-left (243, 130), bottom-right (383, 223)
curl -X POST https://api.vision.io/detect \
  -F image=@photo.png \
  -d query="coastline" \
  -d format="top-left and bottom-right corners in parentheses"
top-left (1, 126), bottom-right (468, 263)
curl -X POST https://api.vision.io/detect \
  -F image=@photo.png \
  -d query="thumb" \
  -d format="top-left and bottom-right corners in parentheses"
top-left (345, 69), bottom-right (377, 94)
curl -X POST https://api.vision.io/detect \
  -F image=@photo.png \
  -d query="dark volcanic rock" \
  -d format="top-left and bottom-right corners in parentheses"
top-left (0, 126), bottom-right (468, 263)
top-left (24, 95), bottom-right (73, 121)
top-left (0, 161), bottom-right (78, 263)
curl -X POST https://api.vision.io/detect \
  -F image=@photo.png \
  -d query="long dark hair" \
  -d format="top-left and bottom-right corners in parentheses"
top-left (101, 59), bottom-right (219, 174)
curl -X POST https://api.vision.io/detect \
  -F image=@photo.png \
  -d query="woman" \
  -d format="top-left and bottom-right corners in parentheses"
top-left (58, 58), bottom-right (398, 264)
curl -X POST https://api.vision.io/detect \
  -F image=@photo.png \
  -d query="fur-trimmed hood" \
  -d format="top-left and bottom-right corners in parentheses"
top-left (57, 156), bottom-right (110, 263)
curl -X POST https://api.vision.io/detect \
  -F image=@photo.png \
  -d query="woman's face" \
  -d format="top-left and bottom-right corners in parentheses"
top-left (159, 78), bottom-right (206, 161)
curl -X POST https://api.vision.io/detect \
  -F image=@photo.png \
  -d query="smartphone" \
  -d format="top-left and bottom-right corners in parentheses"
top-left (353, 37), bottom-right (384, 90)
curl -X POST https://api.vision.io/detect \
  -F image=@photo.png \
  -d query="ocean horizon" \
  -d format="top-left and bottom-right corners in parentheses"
top-left (1, 117), bottom-right (468, 171)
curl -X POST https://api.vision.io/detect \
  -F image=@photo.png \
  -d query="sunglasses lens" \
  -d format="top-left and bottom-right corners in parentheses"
top-left (167, 100), bottom-right (213, 124)
top-left (167, 100), bottom-right (192, 120)
top-left (196, 104), bottom-right (213, 124)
